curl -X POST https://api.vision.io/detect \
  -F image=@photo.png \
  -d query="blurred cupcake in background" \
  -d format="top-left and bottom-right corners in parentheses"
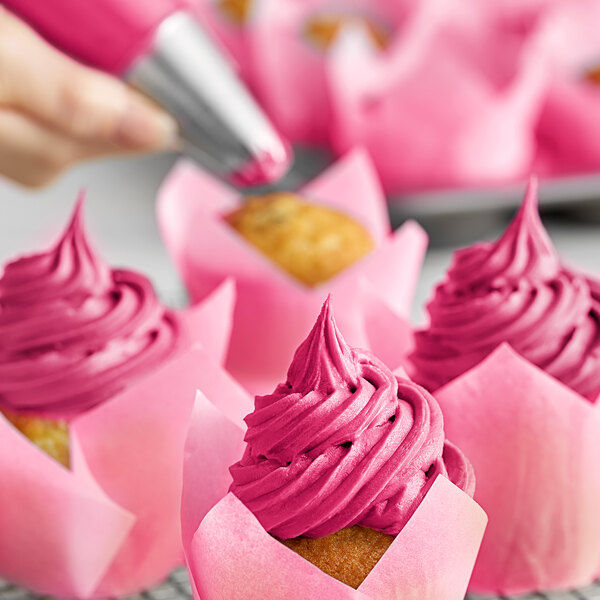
top-left (534, 0), bottom-right (600, 176)
top-left (329, 0), bottom-right (550, 193)
top-left (195, 0), bottom-right (600, 192)
top-left (197, 0), bottom-right (554, 194)
top-left (0, 198), bottom-right (236, 598)
top-left (158, 149), bottom-right (427, 394)
top-left (245, 0), bottom-right (410, 146)
top-left (193, 0), bottom-right (255, 79)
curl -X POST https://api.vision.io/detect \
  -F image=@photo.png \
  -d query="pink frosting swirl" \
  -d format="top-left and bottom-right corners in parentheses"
top-left (411, 180), bottom-right (600, 400)
top-left (229, 297), bottom-right (474, 539)
top-left (0, 200), bottom-right (181, 418)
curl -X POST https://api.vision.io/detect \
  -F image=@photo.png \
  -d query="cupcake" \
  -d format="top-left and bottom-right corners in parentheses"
top-left (193, 0), bottom-right (254, 80)
top-left (329, 1), bottom-right (550, 193)
top-left (406, 180), bottom-right (600, 594)
top-left (158, 150), bottom-right (427, 393)
top-left (0, 198), bottom-right (235, 598)
top-left (0, 200), bottom-right (180, 464)
top-left (181, 298), bottom-right (487, 599)
top-left (245, 0), bottom-right (404, 146)
top-left (229, 297), bottom-right (476, 587)
top-left (410, 178), bottom-right (600, 400)
top-left (533, 0), bottom-right (600, 176)
top-left (225, 191), bottom-right (374, 287)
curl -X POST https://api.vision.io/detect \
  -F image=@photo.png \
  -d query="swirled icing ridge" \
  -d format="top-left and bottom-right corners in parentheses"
top-left (411, 179), bottom-right (600, 400)
top-left (230, 297), bottom-right (474, 539)
top-left (0, 199), bottom-right (180, 418)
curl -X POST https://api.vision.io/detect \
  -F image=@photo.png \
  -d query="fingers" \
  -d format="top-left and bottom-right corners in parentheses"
top-left (0, 8), bottom-right (179, 151)
top-left (0, 109), bottom-right (134, 187)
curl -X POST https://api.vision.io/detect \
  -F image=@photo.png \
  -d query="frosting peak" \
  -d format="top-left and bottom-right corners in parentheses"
top-left (0, 200), bottom-right (180, 418)
top-left (412, 181), bottom-right (600, 399)
top-left (0, 197), bottom-right (112, 306)
top-left (286, 296), bottom-right (358, 395)
top-left (230, 298), bottom-right (473, 539)
top-left (446, 178), bottom-right (559, 292)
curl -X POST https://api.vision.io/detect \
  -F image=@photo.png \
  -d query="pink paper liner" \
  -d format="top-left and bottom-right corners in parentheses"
top-left (191, 0), bottom-right (253, 80)
top-left (533, 0), bottom-right (600, 175)
top-left (180, 388), bottom-right (252, 600)
top-left (328, 1), bottom-right (550, 193)
top-left (247, 0), bottom-right (334, 145)
top-left (180, 390), bottom-right (251, 550)
top-left (157, 149), bottom-right (427, 394)
top-left (435, 344), bottom-right (600, 595)
top-left (185, 480), bottom-right (486, 600)
top-left (536, 80), bottom-right (600, 175)
top-left (0, 284), bottom-right (235, 598)
top-left (246, 0), bottom-right (434, 147)
top-left (181, 388), bottom-right (486, 600)
top-left (0, 415), bottom-right (134, 599)
top-left (180, 278), bottom-right (236, 366)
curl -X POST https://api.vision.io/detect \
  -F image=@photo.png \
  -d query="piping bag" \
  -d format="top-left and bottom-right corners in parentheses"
top-left (3, 0), bottom-right (292, 186)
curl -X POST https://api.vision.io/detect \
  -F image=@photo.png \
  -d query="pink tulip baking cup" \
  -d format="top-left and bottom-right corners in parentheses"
top-left (180, 390), bottom-right (487, 600)
top-left (434, 344), bottom-right (600, 595)
top-left (533, 0), bottom-right (600, 176)
top-left (246, 0), bottom-right (418, 146)
top-left (157, 149), bottom-right (426, 394)
top-left (0, 281), bottom-right (236, 599)
top-left (328, 0), bottom-right (550, 193)
top-left (192, 0), bottom-right (253, 80)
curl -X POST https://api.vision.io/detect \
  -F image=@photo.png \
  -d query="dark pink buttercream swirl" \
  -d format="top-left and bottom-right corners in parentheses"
top-left (229, 297), bottom-right (474, 539)
top-left (0, 200), bottom-right (180, 418)
top-left (411, 180), bottom-right (600, 400)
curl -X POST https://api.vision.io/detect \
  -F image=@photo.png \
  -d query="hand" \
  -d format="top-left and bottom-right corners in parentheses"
top-left (0, 7), bottom-right (179, 187)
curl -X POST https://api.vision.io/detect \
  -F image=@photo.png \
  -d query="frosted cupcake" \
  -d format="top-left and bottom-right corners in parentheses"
top-left (229, 297), bottom-right (475, 587)
top-left (181, 298), bottom-right (487, 599)
top-left (408, 180), bottom-right (600, 594)
top-left (410, 179), bottom-right (600, 399)
top-left (0, 201), bottom-right (180, 465)
top-left (159, 150), bottom-right (427, 394)
top-left (0, 198), bottom-right (234, 598)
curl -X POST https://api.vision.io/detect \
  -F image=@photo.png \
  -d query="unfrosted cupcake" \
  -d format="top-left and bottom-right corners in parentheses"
top-left (411, 179), bottom-right (600, 400)
top-left (225, 191), bottom-right (374, 287)
top-left (0, 200), bottom-right (181, 466)
top-left (229, 297), bottom-right (475, 588)
top-left (158, 151), bottom-right (427, 394)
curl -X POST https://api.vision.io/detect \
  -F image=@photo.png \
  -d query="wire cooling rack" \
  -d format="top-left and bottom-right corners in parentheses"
top-left (2, 569), bottom-right (600, 600)
top-left (0, 569), bottom-right (192, 600)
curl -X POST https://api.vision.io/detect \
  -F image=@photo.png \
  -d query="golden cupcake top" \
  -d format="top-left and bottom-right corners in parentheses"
top-left (280, 525), bottom-right (393, 589)
top-left (3, 411), bottom-right (70, 468)
top-left (225, 192), bottom-right (375, 287)
top-left (584, 65), bottom-right (600, 85)
top-left (217, 0), bottom-right (252, 24)
top-left (304, 13), bottom-right (391, 51)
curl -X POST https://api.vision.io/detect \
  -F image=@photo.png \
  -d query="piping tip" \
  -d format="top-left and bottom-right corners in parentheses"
top-left (128, 11), bottom-right (292, 186)
top-left (230, 142), bottom-right (293, 187)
